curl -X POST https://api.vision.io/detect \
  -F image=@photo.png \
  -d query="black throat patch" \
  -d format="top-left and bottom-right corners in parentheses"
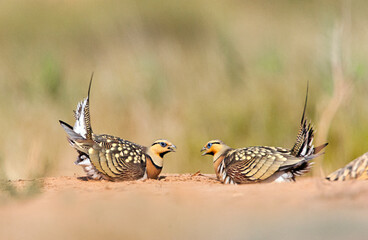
top-left (159, 151), bottom-right (170, 158)
top-left (147, 155), bottom-right (163, 170)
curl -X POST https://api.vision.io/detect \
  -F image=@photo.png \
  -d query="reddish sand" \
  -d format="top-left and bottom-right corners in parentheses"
top-left (0, 174), bottom-right (367, 240)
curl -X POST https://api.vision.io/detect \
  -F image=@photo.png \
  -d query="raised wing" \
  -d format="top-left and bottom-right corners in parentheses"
top-left (73, 73), bottom-right (94, 139)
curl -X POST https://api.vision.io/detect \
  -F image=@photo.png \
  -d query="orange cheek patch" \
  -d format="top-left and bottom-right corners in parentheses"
top-left (211, 145), bottom-right (221, 155)
top-left (153, 146), bottom-right (164, 156)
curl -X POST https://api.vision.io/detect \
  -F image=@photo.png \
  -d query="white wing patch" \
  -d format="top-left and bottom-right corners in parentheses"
top-left (76, 156), bottom-right (92, 167)
top-left (76, 155), bottom-right (103, 180)
top-left (73, 97), bottom-right (88, 139)
top-left (274, 172), bottom-right (293, 182)
top-left (72, 97), bottom-right (101, 179)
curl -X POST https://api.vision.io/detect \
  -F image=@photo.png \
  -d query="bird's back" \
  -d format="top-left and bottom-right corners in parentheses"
top-left (87, 134), bottom-right (147, 181)
top-left (327, 152), bottom-right (368, 181)
top-left (223, 146), bottom-right (310, 183)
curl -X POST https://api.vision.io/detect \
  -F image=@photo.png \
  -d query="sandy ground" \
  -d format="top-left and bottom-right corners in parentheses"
top-left (0, 174), bottom-right (368, 240)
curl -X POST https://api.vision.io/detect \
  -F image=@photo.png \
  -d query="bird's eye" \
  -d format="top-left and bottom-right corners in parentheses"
top-left (207, 143), bottom-right (212, 149)
top-left (160, 142), bottom-right (167, 147)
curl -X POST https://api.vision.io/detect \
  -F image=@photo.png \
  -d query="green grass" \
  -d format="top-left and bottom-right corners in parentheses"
top-left (0, 0), bottom-right (368, 179)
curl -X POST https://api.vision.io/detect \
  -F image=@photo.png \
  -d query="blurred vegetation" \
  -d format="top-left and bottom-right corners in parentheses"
top-left (0, 0), bottom-right (367, 179)
top-left (0, 155), bottom-right (43, 202)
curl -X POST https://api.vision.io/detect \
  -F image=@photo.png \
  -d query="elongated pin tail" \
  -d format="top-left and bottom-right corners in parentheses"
top-left (88, 72), bottom-right (94, 100)
top-left (300, 81), bottom-right (309, 125)
top-left (291, 81), bottom-right (314, 157)
top-left (85, 72), bottom-right (94, 140)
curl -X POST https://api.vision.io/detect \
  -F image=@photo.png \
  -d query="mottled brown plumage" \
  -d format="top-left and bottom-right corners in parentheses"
top-left (326, 152), bottom-right (368, 181)
top-left (201, 140), bottom-right (325, 184)
top-left (85, 135), bottom-right (147, 181)
top-left (60, 76), bottom-right (176, 181)
top-left (201, 84), bottom-right (327, 184)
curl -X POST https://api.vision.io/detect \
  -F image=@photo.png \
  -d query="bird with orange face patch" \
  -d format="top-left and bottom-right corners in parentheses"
top-left (59, 75), bottom-right (176, 181)
top-left (201, 85), bottom-right (327, 184)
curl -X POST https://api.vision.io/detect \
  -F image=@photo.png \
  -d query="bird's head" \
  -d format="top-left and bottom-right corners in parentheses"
top-left (150, 139), bottom-right (177, 158)
top-left (201, 140), bottom-right (227, 157)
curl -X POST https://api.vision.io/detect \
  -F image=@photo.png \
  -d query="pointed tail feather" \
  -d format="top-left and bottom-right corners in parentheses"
top-left (278, 83), bottom-right (327, 181)
top-left (291, 82), bottom-right (328, 158)
top-left (84, 72), bottom-right (93, 140)
top-left (291, 82), bottom-right (314, 157)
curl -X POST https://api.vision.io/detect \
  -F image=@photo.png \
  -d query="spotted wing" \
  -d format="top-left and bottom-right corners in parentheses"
top-left (87, 135), bottom-right (147, 181)
top-left (224, 146), bottom-right (305, 183)
top-left (326, 152), bottom-right (368, 181)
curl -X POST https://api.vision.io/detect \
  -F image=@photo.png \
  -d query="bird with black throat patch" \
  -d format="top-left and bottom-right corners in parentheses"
top-left (201, 83), bottom-right (328, 184)
top-left (59, 74), bottom-right (176, 181)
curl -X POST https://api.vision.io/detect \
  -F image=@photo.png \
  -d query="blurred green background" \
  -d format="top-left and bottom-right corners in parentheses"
top-left (0, 0), bottom-right (367, 180)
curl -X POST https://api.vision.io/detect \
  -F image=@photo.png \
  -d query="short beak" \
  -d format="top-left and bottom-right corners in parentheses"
top-left (200, 147), bottom-right (207, 156)
top-left (168, 145), bottom-right (177, 152)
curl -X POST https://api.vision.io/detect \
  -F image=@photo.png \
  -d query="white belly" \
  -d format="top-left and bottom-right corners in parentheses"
top-left (274, 172), bottom-right (293, 182)
top-left (75, 155), bottom-right (103, 180)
